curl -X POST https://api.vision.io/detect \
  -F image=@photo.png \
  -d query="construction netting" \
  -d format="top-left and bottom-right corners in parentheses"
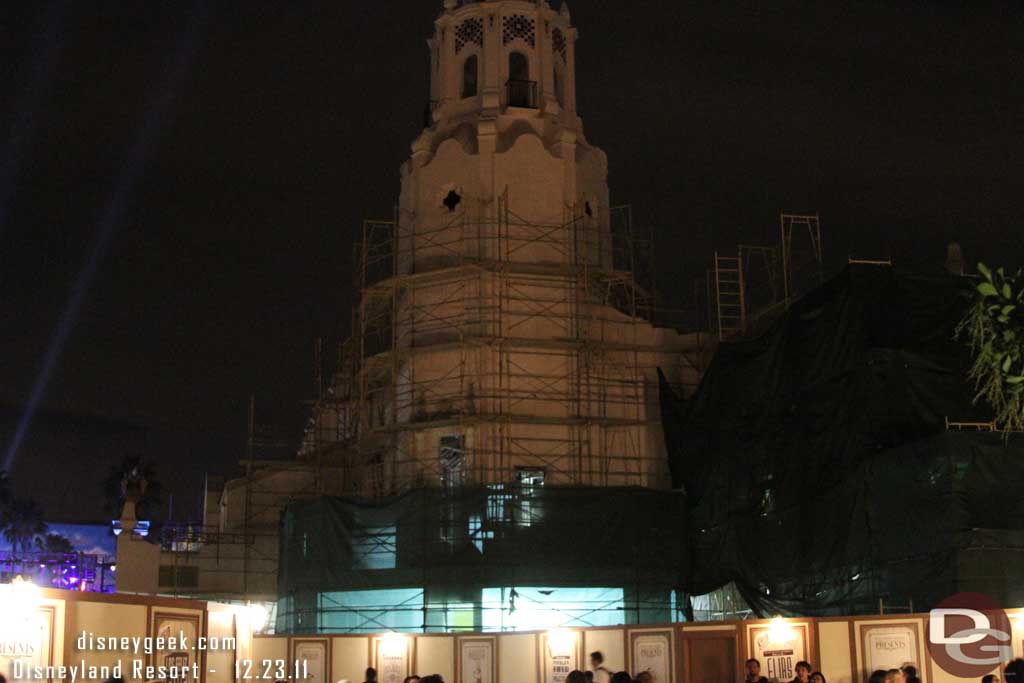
top-left (659, 264), bottom-right (1024, 616)
top-left (277, 486), bottom-right (690, 633)
top-left (278, 264), bottom-right (1024, 633)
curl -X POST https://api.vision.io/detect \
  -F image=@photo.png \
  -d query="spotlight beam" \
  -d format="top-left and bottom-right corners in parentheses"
top-left (4, 1), bottom-right (210, 472)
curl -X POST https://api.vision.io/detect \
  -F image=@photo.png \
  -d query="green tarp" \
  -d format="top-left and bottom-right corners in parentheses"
top-left (660, 264), bottom-right (1024, 615)
top-left (278, 486), bottom-right (689, 632)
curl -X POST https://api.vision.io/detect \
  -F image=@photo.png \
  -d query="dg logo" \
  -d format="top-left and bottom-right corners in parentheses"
top-left (927, 592), bottom-right (1013, 679)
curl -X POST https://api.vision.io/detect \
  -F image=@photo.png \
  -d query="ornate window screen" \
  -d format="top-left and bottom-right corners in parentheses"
top-left (502, 14), bottom-right (536, 47)
top-left (455, 18), bottom-right (483, 54)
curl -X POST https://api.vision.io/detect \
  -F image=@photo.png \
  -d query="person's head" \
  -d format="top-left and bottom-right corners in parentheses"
top-left (611, 672), bottom-right (632, 683)
top-left (591, 651), bottom-right (605, 667)
top-left (885, 669), bottom-right (901, 683)
top-left (403, 677), bottom-right (420, 683)
top-left (868, 670), bottom-right (888, 683)
top-left (746, 659), bottom-right (761, 677)
top-left (636, 672), bottom-right (654, 683)
top-left (420, 677), bottom-right (443, 683)
top-left (365, 669), bottom-right (377, 682)
top-left (982, 675), bottom-right (1000, 683)
top-left (566, 672), bottom-right (587, 683)
top-left (796, 662), bottom-right (812, 680)
top-left (1008, 660), bottom-right (1024, 682)
top-left (585, 672), bottom-right (594, 683)
top-left (811, 673), bottom-right (826, 683)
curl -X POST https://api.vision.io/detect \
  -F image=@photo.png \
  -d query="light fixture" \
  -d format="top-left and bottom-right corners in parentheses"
top-left (249, 603), bottom-right (269, 632)
top-left (1, 576), bottom-right (42, 623)
top-left (547, 629), bottom-right (575, 657)
top-left (379, 632), bottom-right (407, 657)
top-left (768, 616), bottom-right (796, 643)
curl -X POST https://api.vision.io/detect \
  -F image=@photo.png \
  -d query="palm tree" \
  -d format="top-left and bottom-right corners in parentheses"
top-left (35, 532), bottom-right (74, 555)
top-left (102, 455), bottom-right (163, 520)
top-left (0, 470), bottom-right (11, 512)
top-left (2, 498), bottom-right (47, 558)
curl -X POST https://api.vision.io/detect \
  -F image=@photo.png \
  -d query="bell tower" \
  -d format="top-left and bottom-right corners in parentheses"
top-left (335, 0), bottom-right (697, 498)
top-left (402, 0), bottom-right (608, 272)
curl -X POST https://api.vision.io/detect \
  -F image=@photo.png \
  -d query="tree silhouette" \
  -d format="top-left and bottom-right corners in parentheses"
top-left (36, 533), bottom-right (75, 555)
top-left (102, 455), bottom-right (163, 520)
top-left (3, 498), bottom-right (48, 558)
top-left (0, 470), bottom-right (10, 511)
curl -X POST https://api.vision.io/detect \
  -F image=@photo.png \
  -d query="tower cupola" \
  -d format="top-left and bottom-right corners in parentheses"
top-left (427, 0), bottom-right (578, 128)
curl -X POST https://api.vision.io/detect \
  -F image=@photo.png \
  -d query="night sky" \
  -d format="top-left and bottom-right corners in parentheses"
top-left (2, 1), bottom-right (1023, 521)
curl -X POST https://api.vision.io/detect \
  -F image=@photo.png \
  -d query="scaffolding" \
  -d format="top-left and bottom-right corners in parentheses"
top-left (780, 212), bottom-right (823, 301)
top-left (165, 192), bottom-right (710, 618)
top-left (713, 253), bottom-right (744, 341)
top-left (302, 190), bottom-right (708, 500)
top-left (155, 397), bottom-right (325, 608)
top-left (709, 212), bottom-right (824, 339)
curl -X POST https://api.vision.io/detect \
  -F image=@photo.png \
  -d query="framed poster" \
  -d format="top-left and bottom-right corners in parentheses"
top-left (456, 635), bottom-right (497, 683)
top-left (628, 629), bottom-right (674, 683)
top-left (538, 631), bottom-right (582, 683)
top-left (291, 638), bottom-right (330, 683)
top-left (858, 622), bottom-right (923, 681)
top-left (0, 605), bottom-right (55, 683)
top-left (149, 611), bottom-right (201, 683)
top-left (372, 635), bottom-right (415, 683)
top-left (747, 622), bottom-right (810, 683)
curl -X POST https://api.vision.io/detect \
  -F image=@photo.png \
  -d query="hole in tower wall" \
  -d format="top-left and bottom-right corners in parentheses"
top-left (443, 190), bottom-right (462, 212)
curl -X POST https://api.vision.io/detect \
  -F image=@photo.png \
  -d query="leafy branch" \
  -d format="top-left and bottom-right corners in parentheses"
top-left (956, 262), bottom-right (1024, 434)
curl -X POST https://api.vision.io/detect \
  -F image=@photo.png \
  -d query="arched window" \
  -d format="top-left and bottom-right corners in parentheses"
top-left (553, 64), bottom-right (565, 107)
top-left (507, 52), bottom-right (534, 107)
top-left (462, 55), bottom-right (478, 98)
top-left (508, 52), bottom-right (529, 82)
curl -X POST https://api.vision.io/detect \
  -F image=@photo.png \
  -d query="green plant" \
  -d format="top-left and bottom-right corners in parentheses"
top-left (956, 262), bottom-right (1024, 434)
top-left (2, 498), bottom-right (47, 557)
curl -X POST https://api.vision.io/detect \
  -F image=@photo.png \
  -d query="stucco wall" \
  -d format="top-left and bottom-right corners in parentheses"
top-left (0, 588), bottom-right (248, 683)
top-left (251, 609), bottom-right (1024, 683)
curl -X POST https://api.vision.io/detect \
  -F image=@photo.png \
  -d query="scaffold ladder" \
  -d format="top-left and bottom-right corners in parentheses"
top-left (714, 252), bottom-right (745, 340)
top-left (780, 212), bottom-right (823, 300)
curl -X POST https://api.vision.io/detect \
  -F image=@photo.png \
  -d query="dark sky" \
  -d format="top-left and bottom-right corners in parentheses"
top-left (2, 1), bottom-right (1023, 520)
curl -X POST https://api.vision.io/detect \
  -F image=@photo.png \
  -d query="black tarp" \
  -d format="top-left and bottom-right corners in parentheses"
top-left (660, 264), bottom-right (1024, 616)
top-left (278, 486), bottom-right (689, 632)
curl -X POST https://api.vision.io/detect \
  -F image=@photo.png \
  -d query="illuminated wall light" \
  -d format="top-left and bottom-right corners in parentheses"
top-left (249, 604), bottom-right (269, 633)
top-left (379, 632), bottom-right (408, 658)
top-left (768, 616), bottom-right (796, 643)
top-left (547, 629), bottom-right (575, 657)
top-left (0, 576), bottom-right (42, 625)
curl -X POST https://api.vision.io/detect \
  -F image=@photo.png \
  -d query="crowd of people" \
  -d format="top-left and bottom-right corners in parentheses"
top-left (352, 655), bottom-right (1024, 683)
top-left (742, 657), bottom-right (1024, 683)
top-left (744, 658), bottom-right (921, 683)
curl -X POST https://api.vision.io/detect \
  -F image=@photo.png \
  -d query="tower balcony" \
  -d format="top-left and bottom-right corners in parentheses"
top-left (505, 79), bottom-right (537, 109)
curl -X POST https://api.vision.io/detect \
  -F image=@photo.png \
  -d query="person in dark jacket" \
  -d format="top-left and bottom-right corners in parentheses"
top-left (744, 658), bottom-right (769, 683)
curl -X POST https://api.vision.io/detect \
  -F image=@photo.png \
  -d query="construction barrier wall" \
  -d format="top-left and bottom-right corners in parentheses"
top-left (0, 586), bottom-right (254, 683)
top-left (254, 609), bottom-right (1024, 683)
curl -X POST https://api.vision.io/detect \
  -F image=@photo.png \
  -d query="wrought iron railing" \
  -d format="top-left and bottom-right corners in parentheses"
top-left (506, 79), bottom-right (537, 108)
